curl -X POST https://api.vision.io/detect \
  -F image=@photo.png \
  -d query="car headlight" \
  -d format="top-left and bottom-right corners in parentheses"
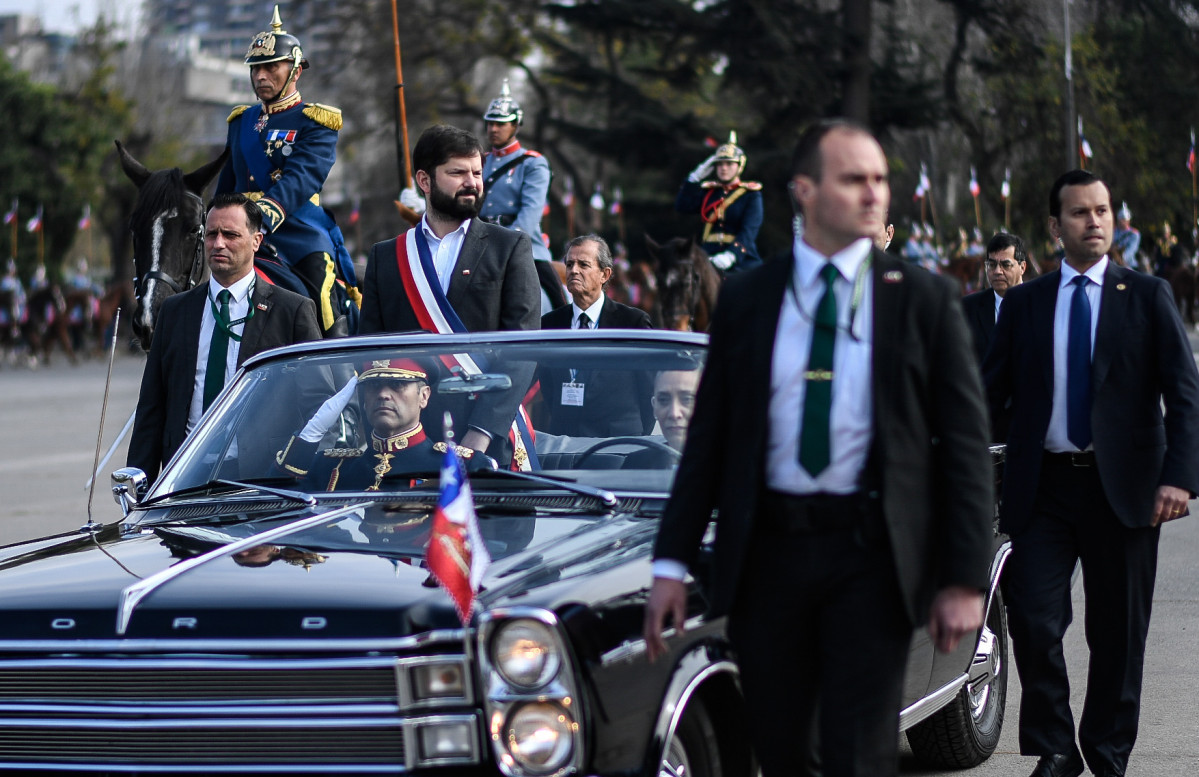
top-left (492, 618), bottom-right (561, 689)
top-left (412, 661), bottom-right (466, 701)
top-left (502, 701), bottom-right (575, 774)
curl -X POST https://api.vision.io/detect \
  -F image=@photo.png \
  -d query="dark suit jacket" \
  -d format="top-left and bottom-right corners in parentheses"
top-left (357, 219), bottom-right (540, 452)
top-left (961, 288), bottom-right (998, 366)
top-left (128, 282), bottom-right (322, 482)
top-left (653, 249), bottom-right (994, 625)
top-left (358, 219), bottom-right (540, 335)
top-left (540, 296), bottom-right (655, 437)
top-left (983, 263), bottom-right (1199, 533)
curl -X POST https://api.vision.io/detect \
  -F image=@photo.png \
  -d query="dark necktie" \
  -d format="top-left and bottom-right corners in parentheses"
top-left (799, 264), bottom-right (839, 476)
top-left (1066, 275), bottom-right (1092, 450)
top-left (202, 289), bottom-right (232, 412)
top-left (578, 312), bottom-right (592, 329)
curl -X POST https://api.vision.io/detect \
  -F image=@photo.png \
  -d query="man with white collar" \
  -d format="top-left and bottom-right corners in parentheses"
top-left (128, 193), bottom-right (322, 482)
top-left (961, 231), bottom-right (1029, 366)
top-left (359, 124), bottom-right (539, 464)
top-left (644, 119), bottom-right (993, 777)
top-left (540, 234), bottom-right (653, 437)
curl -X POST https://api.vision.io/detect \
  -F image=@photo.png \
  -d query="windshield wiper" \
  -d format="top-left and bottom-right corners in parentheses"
top-left (470, 469), bottom-right (619, 509)
top-left (142, 478), bottom-right (317, 509)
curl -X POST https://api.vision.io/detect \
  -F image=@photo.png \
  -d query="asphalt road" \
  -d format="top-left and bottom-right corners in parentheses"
top-left (1, 347), bottom-right (1197, 775)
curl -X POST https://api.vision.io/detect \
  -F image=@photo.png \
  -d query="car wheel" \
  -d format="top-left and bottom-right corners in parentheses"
top-left (906, 587), bottom-right (1009, 768)
top-left (659, 701), bottom-right (720, 777)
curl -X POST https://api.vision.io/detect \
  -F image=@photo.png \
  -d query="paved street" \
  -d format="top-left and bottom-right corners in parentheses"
top-left (1, 346), bottom-right (1197, 775)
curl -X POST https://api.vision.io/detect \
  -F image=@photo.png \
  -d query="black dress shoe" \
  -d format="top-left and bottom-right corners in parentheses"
top-left (1029, 751), bottom-right (1084, 777)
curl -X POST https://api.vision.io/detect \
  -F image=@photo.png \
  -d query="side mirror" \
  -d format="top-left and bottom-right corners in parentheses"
top-left (111, 468), bottom-right (150, 516)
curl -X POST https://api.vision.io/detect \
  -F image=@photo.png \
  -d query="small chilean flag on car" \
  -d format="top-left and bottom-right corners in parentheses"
top-left (427, 440), bottom-right (490, 624)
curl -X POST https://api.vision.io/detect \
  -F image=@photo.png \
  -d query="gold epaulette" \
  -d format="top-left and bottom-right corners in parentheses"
top-left (227, 105), bottom-right (251, 123)
top-left (322, 446), bottom-right (366, 459)
top-left (433, 441), bottom-right (474, 459)
top-left (303, 103), bottom-right (343, 131)
top-left (741, 181), bottom-right (763, 191)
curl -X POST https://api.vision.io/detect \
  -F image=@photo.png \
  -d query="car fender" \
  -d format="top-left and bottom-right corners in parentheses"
top-left (646, 640), bottom-right (739, 774)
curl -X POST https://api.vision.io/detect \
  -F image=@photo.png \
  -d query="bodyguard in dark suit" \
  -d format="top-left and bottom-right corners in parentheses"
top-left (643, 120), bottom-right (994, 777)
top-left (128, 193), bottom-right (322, 482)
top-left (359, 125), bottom-right (539, 460)
top-left (984, 170), bottom-right (1199, 777)
top-left (962, 231), bottom-right (1029, 366)
top-left (540, 234), bottom-right (654, 437)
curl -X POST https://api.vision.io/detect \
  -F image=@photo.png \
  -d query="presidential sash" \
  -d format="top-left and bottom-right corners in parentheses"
top-left (394, 228), bottom-right (538, 470)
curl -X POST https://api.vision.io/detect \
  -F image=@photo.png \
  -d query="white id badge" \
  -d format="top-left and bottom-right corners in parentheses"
top-left (561, 382), bottom-right (585, 407)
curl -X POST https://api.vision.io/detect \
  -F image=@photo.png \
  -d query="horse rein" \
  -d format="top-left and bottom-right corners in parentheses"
top-left (133, 191), bottom-right (206, 299)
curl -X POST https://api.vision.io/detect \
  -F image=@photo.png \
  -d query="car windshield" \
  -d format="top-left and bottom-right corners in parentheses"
top-left (151, 334), bottom-right (707, 501)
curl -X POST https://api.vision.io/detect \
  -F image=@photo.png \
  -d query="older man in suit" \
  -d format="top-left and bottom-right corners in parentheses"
top-left (359, 124), bottom-right (540, 461)
top-left (984, 170), bottom-right (1199, 777)
top-left (540, 234), bottom-right (653, 437)
top-left (962, 231), bottom-right (1029, 366)
top-left (128, 192), bottom-right (322, 482)
top-left (642, 119), bottom-right (994, 777)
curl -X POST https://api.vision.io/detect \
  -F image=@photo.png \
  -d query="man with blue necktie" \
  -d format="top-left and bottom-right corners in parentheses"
top-left (984, 169), bottom-right (1199, 777)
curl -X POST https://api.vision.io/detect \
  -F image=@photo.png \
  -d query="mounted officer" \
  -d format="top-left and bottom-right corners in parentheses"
top-left (675, 131), bottom-right (763, 273)
top-left (478, 79), bottom-right (566, 312)
top-left (216, 5), bottom-right (358, 337)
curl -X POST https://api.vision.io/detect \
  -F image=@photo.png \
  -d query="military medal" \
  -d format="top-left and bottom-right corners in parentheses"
top-left (254, 113), bottom-right (269, 132)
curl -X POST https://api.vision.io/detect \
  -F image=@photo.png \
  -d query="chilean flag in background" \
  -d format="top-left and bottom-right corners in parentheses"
top-left (426, 445), bottom-right (490, 624)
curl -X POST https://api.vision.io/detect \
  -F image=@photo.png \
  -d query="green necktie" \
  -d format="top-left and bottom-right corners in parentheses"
top-left (799, 263), bottom-right (839, 476)
top-left (202, 289), bottom-right (232, 411)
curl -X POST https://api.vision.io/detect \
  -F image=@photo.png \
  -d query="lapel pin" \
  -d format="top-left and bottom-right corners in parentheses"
top-left (462, 269), bottom-right (471, 276)
top-left (883, 270), bottom-right (903, 283)
top-left (1116, 283), bottom-right (1126, 291)
top-left (256, 303), bottom-right (268, 311)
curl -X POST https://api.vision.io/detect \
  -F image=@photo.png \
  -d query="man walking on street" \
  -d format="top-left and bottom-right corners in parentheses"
top-left (984, 169), bottom-right (1199, 777)
top-left (643, 119), bottom-right (994, 777)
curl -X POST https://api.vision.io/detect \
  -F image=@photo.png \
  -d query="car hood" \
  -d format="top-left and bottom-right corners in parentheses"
top-left (0, 504), bottom-right (659, 642)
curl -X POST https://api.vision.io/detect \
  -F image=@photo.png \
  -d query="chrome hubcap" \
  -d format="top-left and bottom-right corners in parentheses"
top-left (967, 624), bottom-right (1000, 719)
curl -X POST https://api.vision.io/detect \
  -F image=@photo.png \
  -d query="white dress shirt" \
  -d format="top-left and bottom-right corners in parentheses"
top-left (571, 296), bottom-right (605, 329)
top-left (188, 273), bottom-right (255, 433)
top-left (421, 215), bottom-right (472, 293)
top-left (653, 236), bottom-right (875, 583)
top-left (1045, 256), bottom-right (1107, 453)
top-left (993, 289), bottom-right (1004, 321)
top-left (765, 235), bottom-right (874, 495)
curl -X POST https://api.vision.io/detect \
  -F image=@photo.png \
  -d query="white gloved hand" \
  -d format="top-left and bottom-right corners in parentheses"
top-left (399, 186), bottom-right (426, 216)
top-left (709, 251), bottom-right (736, 271)
top-left (688, 154), bottom-right (718, 183)
top-left (299, 375), bottom-right (360, 443)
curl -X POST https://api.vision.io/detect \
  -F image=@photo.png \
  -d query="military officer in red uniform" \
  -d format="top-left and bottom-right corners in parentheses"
top-left (675, 131), bottom-right (764, 273)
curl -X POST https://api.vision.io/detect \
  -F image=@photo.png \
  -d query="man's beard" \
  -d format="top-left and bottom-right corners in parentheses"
top-left (429, 180), bottom-right (480, 220)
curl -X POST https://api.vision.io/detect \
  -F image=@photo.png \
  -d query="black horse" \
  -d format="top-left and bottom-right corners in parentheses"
top-left (116, 141), bottom-right (313, 350)
top-left (644, 235), bottom-right (723, 332)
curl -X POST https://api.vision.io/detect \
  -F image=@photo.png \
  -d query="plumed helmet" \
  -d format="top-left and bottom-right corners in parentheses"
top-left (483, 79), bottom-right (523, 125)
top-left (245, 5), bottom-right (309, 69)
top-left (713, 131), bottom-right (747, 176)
top-left (1119, 201), bottom-right (1132, 222)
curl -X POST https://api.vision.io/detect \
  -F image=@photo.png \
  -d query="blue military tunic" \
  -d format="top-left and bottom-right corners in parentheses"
top-left (216, 93), bottom-right (353, 283)
top-left (675, 180), bottom-right (763, 270)
top-left (480, 140), bottom-right (552, 262)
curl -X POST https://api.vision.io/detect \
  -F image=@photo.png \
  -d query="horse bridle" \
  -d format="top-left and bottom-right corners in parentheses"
top-left (133, 191), bottom-right (206, 299)
top-left (661, 263), bottom-right (702, 330)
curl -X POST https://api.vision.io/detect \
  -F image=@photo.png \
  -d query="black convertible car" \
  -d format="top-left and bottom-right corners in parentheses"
top-left (0, 331), bottom-right (1009, 775)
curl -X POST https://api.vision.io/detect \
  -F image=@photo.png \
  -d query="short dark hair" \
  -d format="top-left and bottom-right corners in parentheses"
top-left (563, 234), bottom-right (613, 272)
top-left (207, 192), bottom-right (262, 233)
top-left (1048, 169), bottom-right (1111, 219)
top-left (986, 232), bottom-right (1028, 267)
top-left (412, 125), bottom-right (484, 178)
top-left (789, 118), bottom-right (874, 181)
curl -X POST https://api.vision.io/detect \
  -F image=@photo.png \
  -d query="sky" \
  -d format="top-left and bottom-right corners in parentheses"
top-left (0, 0), bottom-right (140, 36)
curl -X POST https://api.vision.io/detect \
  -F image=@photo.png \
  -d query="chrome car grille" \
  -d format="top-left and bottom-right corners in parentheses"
top-left (0, 654), bottom-right (480, 772)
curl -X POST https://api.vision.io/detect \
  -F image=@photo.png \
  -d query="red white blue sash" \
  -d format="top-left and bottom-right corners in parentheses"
top-left (394, 227), bottom-right (538, 470)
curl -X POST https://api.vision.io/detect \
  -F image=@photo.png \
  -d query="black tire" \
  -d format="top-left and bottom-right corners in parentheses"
top-left (906, 588), bottom-right (1009, 768)
top-left (659, 700), bottom-right (721, 777)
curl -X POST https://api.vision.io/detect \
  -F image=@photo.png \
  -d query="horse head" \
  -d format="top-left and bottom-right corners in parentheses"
top-left (116, 141), bottom-right (228, 350)
top-left (645, 235), bottom-right (720, 331)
